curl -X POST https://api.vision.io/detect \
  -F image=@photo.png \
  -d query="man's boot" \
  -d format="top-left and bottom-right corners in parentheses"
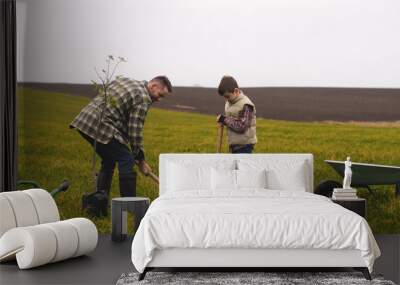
top-left (96, 170), bottom-right (114, 197)
top-left (82, 170), bottom-right (114, 217)
top-left (119, 172), bottom-right (137, 197)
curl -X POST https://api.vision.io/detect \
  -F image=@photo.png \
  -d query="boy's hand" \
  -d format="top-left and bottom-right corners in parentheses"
top-left (216, 114), bottom-right (225, 124)
top-left (138, 160), bottom-right (152, 176)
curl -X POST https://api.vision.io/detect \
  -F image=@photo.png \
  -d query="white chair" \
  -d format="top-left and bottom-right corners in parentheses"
top-left (0, 189), bottom-right (98, 269)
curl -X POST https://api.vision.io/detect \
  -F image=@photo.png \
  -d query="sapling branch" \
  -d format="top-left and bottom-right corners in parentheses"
top-left (91, 56), bottom-right (127, 192)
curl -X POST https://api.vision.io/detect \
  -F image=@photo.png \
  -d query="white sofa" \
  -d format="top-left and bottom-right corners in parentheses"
top-left (0, 189), bottom-right (98, 269)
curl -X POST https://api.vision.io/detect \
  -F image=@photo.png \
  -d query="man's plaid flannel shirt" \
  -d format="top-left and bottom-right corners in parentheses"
top-left (70, 77), bottom-right (152, 160)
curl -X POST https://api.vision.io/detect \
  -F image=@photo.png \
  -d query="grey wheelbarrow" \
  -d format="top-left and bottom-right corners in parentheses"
top-left (17, 180), bottom-right (70, 197)
top-left (314, 160), bottom-right (400, 197)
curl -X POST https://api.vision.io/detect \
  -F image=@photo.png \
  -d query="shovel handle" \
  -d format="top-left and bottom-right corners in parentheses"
top-left (217, 124), bottom-right (224, 153)
top-left (135, 160), bottom-right (159, 185)
top-left (147, 172), bottom-right (160, 185)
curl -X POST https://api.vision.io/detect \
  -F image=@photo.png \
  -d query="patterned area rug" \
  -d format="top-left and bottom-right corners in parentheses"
top-left (116, 271), bottom-right (396, 285)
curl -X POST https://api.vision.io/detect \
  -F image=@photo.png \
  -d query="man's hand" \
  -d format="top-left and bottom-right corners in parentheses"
top-left (138, 160), bottom-right (152, 176)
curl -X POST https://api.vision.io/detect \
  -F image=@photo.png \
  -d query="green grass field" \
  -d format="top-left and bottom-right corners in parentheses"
top-left (17, 87), bottom-right (400, 234)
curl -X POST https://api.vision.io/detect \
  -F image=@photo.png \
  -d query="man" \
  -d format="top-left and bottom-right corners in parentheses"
top-left (216, 75), bottom-right (257, 153)
top-left (70, 76), bottom-right (172, 207)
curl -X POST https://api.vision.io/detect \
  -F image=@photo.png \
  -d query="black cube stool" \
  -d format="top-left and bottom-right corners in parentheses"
top-left (111, 197), bottom-right (150, 242)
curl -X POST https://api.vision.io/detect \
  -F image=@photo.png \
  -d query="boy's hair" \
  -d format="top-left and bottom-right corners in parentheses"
top-left (218, 75), bottom-right (239, 96)
top-left (152, 76), bottom-right (173, 93)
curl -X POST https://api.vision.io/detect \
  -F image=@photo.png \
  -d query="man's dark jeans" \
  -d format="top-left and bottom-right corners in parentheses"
top-left (78, 131), bottom-right (135, 176)
top-left (230, 144), bottom-right (254, 154)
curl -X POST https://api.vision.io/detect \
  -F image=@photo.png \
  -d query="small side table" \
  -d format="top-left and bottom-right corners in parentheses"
top-left (111, 197), bottom-right (150, 242)
top-left (332, 198), bottom-right (366, 218)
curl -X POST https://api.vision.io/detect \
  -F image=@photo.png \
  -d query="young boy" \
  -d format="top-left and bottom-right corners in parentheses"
top-left (216, 75), bottom-right (257, 153)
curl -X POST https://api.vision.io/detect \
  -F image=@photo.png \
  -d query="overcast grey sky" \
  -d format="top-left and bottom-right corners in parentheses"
top-left (17, 0), bottom-right (400, 87)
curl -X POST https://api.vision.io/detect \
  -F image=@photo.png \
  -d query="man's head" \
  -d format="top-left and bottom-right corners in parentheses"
top-left (218, 75), bottom-right (241, 102)
top-left (147, 76), bottom-right (172, 102)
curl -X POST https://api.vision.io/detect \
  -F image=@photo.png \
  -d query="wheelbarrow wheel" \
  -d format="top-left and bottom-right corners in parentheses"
top-left (314, 180), bottom-right (342, 197)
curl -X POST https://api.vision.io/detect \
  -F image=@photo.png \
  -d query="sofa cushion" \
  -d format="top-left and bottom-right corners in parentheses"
top-left (0, 196), bottom-right (17, 237)
top-left (0, 218), bottom-right (97, 269)
top-left (0, 189), bottom-right (60, 238)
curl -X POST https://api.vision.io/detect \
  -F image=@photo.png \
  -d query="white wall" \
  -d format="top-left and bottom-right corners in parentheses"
top-left (16, 0), bottom-right (400, 87)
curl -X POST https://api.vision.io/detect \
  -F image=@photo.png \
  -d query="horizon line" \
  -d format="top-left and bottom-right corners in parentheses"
top-left (17, 82), bottom-right (400, 90)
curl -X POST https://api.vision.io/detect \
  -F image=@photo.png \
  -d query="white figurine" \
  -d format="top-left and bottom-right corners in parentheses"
top-left (343, 156), bottom-right (352, 189)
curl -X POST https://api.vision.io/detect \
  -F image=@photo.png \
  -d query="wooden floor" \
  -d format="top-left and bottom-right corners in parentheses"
top-left (0, 235), bottom-right (398, 285)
